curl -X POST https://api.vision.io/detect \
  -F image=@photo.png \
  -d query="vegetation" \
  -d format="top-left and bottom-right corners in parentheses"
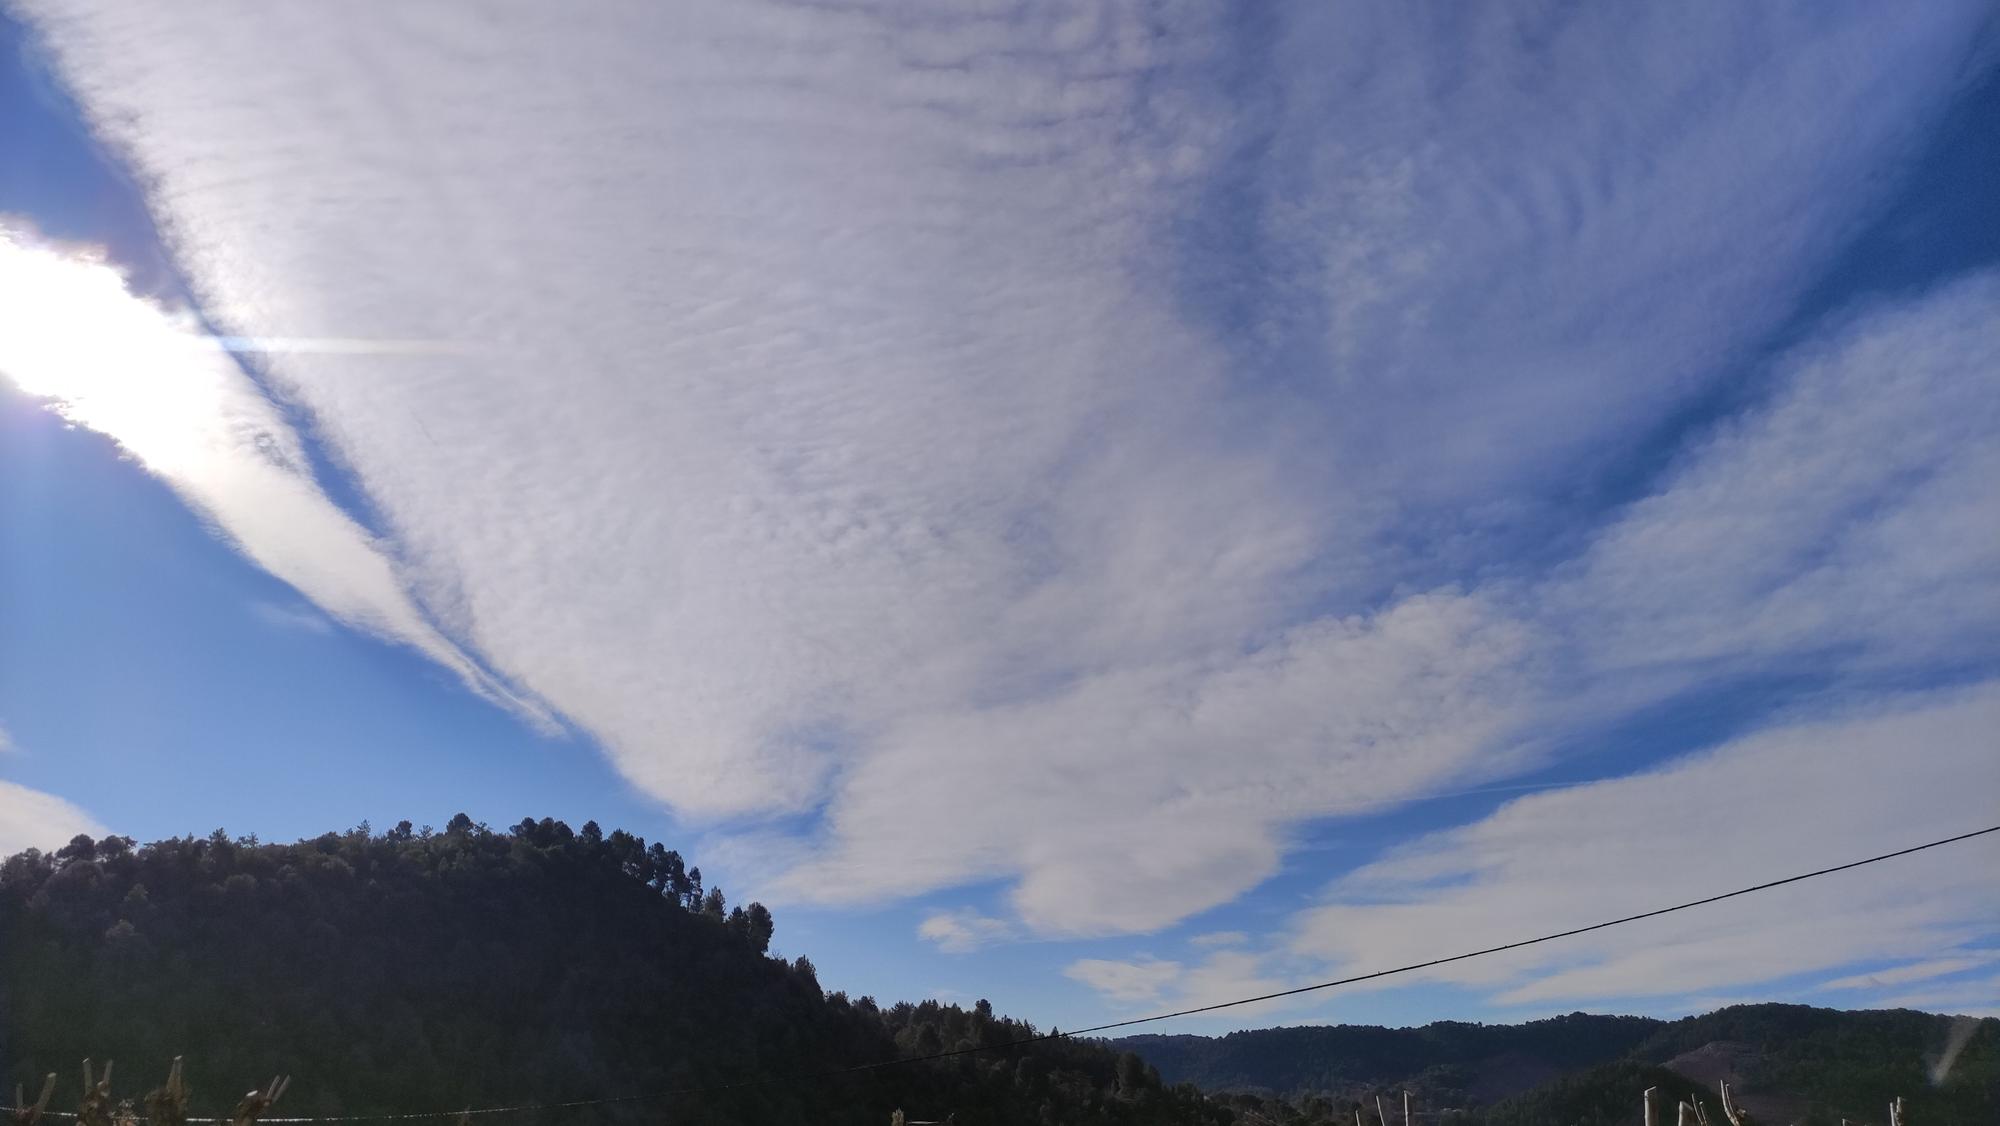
top-left (6, 819), bottom-right (1992, 1126)
top-left (1117, 1006), bottom-right (1999, 1126)
top-left (1, 818), bottom-right (1227, 1126)
top-left (1116, 1014), bottom-right (1661, 1102)
top-left (1193, 1062), bottom-right (1712, 1126)
top-left (1631, 1005), bottom-right (2000, 1126)
top-left (1476, 1062), bottom-right (1712, 1126)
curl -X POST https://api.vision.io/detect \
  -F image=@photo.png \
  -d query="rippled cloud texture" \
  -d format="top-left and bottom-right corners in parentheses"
top-left (13, 0), bottom-right (1998, 1008)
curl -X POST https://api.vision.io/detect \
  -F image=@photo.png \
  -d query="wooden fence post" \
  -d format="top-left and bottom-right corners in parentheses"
top-left (10, 1074), bottom-right (55, 1126)
top-left (1718, 1081), bottom-right (1746, 1126)
top-left (229, 1076), bottom-right (291, 1126)
top-left (78, 1061), bottom-right (114, 1126)
top-left (146, 1059), bottom-right (190, 1126)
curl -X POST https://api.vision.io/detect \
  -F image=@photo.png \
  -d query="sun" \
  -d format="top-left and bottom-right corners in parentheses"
top-left (0, 226), bottom-right (231, 477)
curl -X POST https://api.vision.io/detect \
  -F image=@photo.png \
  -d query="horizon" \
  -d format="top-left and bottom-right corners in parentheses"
top-left (12, 812), bottom-right (1989, 1036)
top-left (1, 1), bottom-right (1996, 1038)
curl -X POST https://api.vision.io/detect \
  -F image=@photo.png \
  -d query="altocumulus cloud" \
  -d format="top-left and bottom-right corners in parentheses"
top-left (1065, 957), bottom-right (1182, 1006)
top-left (918, 909), bottom-right (1017, 955)
top-left (1288, 683), bottom-right (2000, 1007)
top-left (1064, 276), bottom-right (2000, 1012)
top-left (14, 0), bottom-right (2000, 1009)
top-left (1065, 682), bottom-right (2000, 1019)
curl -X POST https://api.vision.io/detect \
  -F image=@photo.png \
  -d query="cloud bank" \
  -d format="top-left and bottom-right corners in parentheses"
top-left (1058, 269), bottom-right (2000, 1011)
top-left (1293, 682), bottom-right (2000, 1006)
top-left (1067, 681), bottom-right (2000, 1017)
top-left (13, 0), bottom-right (1998, 1009)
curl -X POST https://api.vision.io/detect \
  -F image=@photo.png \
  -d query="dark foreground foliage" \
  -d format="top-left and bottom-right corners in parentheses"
top-left (1, 818), bottom-right (1227, 1126)
top-left (1477, 1062), bottom-right (1710, 1126)
top-left (1193, 1063), bottom-right (1707, 1126)
top-left (7, 820), bottom-right (1994, 1126)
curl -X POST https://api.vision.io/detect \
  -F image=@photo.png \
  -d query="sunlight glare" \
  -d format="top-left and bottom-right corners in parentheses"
top-left (0, 223), bottom-right (549, 726)
top-left (0, 226), bottom-right (271, 481)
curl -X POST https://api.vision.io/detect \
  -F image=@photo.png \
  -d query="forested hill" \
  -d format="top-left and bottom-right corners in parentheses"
top-left (1116, 1004), bottom-right (2000, 1125)
top-left (1116, 1013), bottom-right (1662, 1099)
top-left (0, 818), bottom-right (1223, 1126)
top-left (6, 821), bottom-right (1994, 1126)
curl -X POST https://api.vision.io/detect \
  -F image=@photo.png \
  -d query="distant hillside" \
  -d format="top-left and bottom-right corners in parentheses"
top-left (1114, 1013), bottom-right (1662, 1102)
top-left (1634, 1004), bottom-right (1999, 1125)
top-left (1, 819), bottom-right (1227, 1126)
top-left (1115, 1004), bottom-right (1999, 1125)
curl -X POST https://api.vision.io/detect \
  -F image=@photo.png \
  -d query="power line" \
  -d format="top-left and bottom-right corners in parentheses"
top-left (1063, 822), bottom-right (1998, 1036)
top-left (8, 823), bottom-right (1996, 1123)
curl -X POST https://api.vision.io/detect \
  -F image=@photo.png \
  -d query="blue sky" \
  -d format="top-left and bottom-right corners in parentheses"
top-left (1, 2), bottom-right (1997, 1033)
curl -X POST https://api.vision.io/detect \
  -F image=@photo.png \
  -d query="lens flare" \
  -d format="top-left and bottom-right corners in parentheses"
top-left (0, 224), bottom-right (549, 729)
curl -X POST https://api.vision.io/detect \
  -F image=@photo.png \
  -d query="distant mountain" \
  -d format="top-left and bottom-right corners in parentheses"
top-left (1114, 1013), bottom-right (1661, 1103)
top-left (1, 819), bottom-right (1227, 1126)
top-left (1114, 1004), bottom-right (1999, 1126)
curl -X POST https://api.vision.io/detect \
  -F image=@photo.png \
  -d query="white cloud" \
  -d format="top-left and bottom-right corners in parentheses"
top-left (1065, 956), bottom-right (1182, 1006)
top-left (1555, 275), bottom-right (2000, 679)
top-left (918, 909), bottom-right (1016, 954)
top-left (1190, 931), bottom-right (1248, 949)
top-left (13, 0), bottom-right (1998, 964)
top-left (1289, 683), bottom-right (2000, 1006)
top-left (1066, 948), bottom-right (1301, 1024)
top-left (250, 601), bottom-right (336, 636)
top-left (1818, 954), bottom-right (2000, 992)
top-left (1874, 977), bottom-right (2000, 1019)
top-left (781, 590), bottom-right (1544, 934)
top-left (0, 779), bottom-right (107, 856)
top-left (1198, 3), bottom-right (1993, 517)
top-left (1168, 949), bottom-right (1301, 1021)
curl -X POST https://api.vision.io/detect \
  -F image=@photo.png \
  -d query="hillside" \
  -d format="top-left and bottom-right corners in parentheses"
top-left (6, 820), bottom-right (1993, 1126)
top-left (1115, 1005), bottom-right (1999, 1125)
top-left (1115, 1013), bottom-right (1660, 1102)
top-left (0, 819), bottom-right (1224, 1126)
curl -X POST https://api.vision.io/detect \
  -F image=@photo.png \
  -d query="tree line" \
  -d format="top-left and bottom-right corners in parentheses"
top-left (1, 817), bottom-right (1225, 1126)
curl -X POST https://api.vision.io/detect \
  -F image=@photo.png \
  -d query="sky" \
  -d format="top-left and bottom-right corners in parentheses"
top-left (0, 1), bottom-right (1996, 1034)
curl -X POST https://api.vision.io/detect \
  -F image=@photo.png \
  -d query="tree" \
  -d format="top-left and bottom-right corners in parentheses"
top-left (0, 817), bottom-right (1251, 1126)
top-left (745, 902), bottom-right (775, 954)
top-left (1116, 1052), bottom-right (1146, 1096)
